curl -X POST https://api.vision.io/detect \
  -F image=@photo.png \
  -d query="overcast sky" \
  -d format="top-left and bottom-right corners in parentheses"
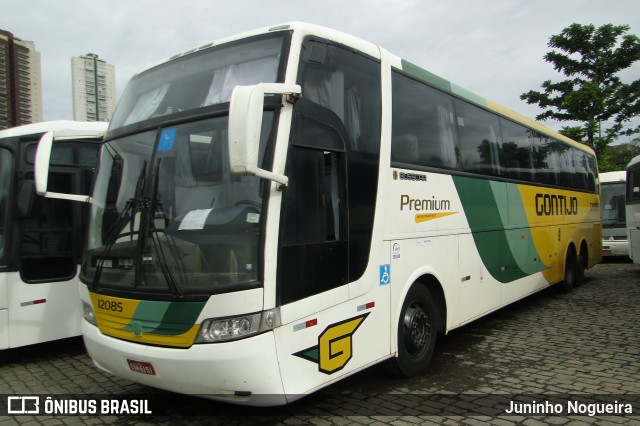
top-left (2, 0), bottom-right (639, 140)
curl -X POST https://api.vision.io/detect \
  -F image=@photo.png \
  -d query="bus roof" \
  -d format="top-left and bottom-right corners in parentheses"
top-left (600, 171), bottom-right (626, 183)
top-left (131, 22), bottom-right (593, 157)
top-left (0, 120), bottom-right (108, 139)
top-left (628, 154), bottom-right (640, 170)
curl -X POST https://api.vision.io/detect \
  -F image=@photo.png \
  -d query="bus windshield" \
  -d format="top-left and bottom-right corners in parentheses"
top-left (601, 181), bottom-right (626, 228)
top-left (81, 114), bottom-right (273, 295)
top-left (109, 32), bottom-right (287, 131)
top-left (82, 32), bottom-right (290, 296)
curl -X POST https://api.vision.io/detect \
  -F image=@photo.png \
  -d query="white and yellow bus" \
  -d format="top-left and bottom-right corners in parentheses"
top-left (626, 155), bottom-right (640, 263)
top-left (35, 23), bottom-right (601, 405)
top-left (600, 171), bottom-right (628, 257)
top-left (0, 120), bottom-right (106, 349)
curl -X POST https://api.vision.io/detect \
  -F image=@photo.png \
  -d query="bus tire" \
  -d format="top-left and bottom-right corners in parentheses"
top-left (575, 246), bottom-right (587, 287)
top-left (388, 284), bottom-right (438, 377)
top-left (558, 248), bottom-right (578, 293)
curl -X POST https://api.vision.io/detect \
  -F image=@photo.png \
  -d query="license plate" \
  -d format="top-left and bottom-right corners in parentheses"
top-left (127, 359), bottom-right (156, 375)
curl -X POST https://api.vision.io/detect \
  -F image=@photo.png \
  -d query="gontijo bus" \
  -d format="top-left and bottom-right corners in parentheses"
top-left (34, 23), bottom-right (601, 405)
top-left (626, 155), bottom-right (640, 263)
top-left (0, 120), bottom-right (106, 349)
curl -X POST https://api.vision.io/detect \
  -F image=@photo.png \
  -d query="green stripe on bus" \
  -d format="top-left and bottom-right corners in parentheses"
top-left (122, 300), bottom-right (206, 336)
top-left (453, 176), bottom-right (540, 283)
top-left (401, 60), bottom-right (489, 107)
top-left (450, 83), bottom-right (488, 107)
top-left (401, 60), bottom-right (451, 92)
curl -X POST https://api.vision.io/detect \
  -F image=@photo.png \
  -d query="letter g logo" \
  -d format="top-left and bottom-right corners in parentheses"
top-left (293, 313), bottom-right (369, 374)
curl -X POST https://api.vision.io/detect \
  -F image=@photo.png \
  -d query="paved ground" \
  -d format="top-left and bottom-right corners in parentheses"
top-left (1, 259), bottom-right (639, 425)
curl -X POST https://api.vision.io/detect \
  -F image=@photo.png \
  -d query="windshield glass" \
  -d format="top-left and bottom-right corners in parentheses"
top-left (110, 33), bottom-right (286, 131)
top-left (0, 148), bottom-right (12, 262)
top-left (82, 114), bottom-right (273, 295)
top-left (601, 181), bottom-right (626, 228)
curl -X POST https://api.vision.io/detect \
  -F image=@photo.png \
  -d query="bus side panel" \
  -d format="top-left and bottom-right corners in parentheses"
top-left (515, 184), bottom-right (601, 278)
top-left (275, 266), bottom-right (391, 397)
top-left (0, 272), bottom-right (7, 349)
top-left (629, 228), bottom-right (640, 263)
top-left (7, 272), bottom-right (82, 348)
top-left (455, 233), bottom-right (501, 326)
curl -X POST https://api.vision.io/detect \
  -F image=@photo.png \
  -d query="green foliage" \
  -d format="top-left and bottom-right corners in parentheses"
top-left (521, 23), bottom-right (640, 159)
top-left (599, 142), bottom-right (640, 172)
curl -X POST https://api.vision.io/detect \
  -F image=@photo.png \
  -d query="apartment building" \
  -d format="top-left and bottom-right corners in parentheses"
top-left (71, 53), bottom-right (115, 122)
top-left (0, 29), bottom-right (43, 129)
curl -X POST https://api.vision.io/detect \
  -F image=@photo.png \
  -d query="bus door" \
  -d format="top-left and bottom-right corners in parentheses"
top-left (9, 167), bottom-right (83, 347)
top-left (7, 139), bottom-right (99, 348)
top-left (0, 146), bottom-right (13, 349)
top-left (274, 38), bottom-right (385, 398)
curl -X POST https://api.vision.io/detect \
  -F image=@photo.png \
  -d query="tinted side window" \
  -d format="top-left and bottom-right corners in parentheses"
top-left (501, 118), bottom-right (533, 181)
top-left (455, 100), bottom-right (502, 176)
top-left (300, 40), bottom-right (381, 155)
top-left (532, 132), bottom-right (557, 185)
top-left (391, 71), bottom-right (458, 169)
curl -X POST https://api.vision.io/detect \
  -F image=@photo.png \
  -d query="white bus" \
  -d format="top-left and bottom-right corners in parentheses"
top-left (0, 121), bottom-right (107, 350)
top-left (600, 171), bottom-right (628, 257)
top-left (626, 155), bottom-right (640, 263)
top-left (35, 23), bottom-right (601, 405)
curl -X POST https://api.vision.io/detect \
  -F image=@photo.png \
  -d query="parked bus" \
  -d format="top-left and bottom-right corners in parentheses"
top-left (627, 155), bottom-right (640, 263)
top-left (0, 121), bottom-right (107, 350)
top-left (600, 171), bottom-right (628, 257)
top-left (35, 23), bottom-right (601, 405)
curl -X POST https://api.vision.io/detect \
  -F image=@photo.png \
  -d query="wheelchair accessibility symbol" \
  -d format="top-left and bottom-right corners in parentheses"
top-left (379, 264), bottom-right (390, 285)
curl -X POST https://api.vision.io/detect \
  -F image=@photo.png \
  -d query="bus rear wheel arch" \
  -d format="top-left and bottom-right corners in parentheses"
top-left (577, 241), bottom-right (589, 286)
top-left (559, 244), bottom-right (581, 293)
top-left (388, 279), bottom-right (443, 377)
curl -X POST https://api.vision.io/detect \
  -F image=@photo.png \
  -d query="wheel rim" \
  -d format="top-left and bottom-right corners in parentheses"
top-left (403, 302), bottom-right (430, 356)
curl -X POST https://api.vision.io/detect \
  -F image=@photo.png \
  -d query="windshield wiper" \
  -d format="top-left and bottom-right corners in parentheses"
top-left (92, 156), bottom-right (184, 298)
top-left (144, 158), bottom-right (184, 298)
top-left (92, 161), bottom-right (147, 291)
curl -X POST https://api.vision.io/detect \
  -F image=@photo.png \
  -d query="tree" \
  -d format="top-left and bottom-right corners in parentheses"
top-left (599, 142), bottom-right (640, 172)
top-left (521, 23), bottom-right (640, 159)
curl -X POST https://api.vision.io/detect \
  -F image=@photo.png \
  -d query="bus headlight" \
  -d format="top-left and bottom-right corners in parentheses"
top-left (82, 300), bottom-right (97, 326)
top-left (196, 309), bottom-right (280, 343)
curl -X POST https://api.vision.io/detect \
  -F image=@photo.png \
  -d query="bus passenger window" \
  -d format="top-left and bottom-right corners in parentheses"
top-left (300, 40), bottom-right (381, 155)
top-left (391, 71), bottom-right (457, 169)
top-left (455, 99), bottom-right (502, 176)
top-left (500, 118), bottom-right (534, 182)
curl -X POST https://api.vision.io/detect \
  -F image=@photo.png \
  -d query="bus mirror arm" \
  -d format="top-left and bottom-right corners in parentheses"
top-left (228, 83), bottom-right (301, 189)
top-left (34, 130), bottom-right (105, 205)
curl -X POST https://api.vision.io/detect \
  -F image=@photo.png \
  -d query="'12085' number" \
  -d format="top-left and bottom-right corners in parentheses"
top-left (97, 299), bottom-right (123, 312)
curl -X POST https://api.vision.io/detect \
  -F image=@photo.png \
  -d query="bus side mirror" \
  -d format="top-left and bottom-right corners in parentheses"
top-left (35, 130), bottom-right (105, 203)
top-left (228, 83), bottom-right (301, 188)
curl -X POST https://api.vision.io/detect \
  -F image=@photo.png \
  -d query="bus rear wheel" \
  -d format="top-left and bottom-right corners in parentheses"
top-left (388, 284), bottom-right (438, 377)
top-left (559, 248), bottom-right (578, 293)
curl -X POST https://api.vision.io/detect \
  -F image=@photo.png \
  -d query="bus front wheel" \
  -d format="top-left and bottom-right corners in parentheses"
top-left (388, 284), bottom-right (438, 377)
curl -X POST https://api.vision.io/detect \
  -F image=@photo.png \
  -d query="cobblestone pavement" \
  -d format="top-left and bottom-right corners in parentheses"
top-left (1, 259), bottom-right (639, 425)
